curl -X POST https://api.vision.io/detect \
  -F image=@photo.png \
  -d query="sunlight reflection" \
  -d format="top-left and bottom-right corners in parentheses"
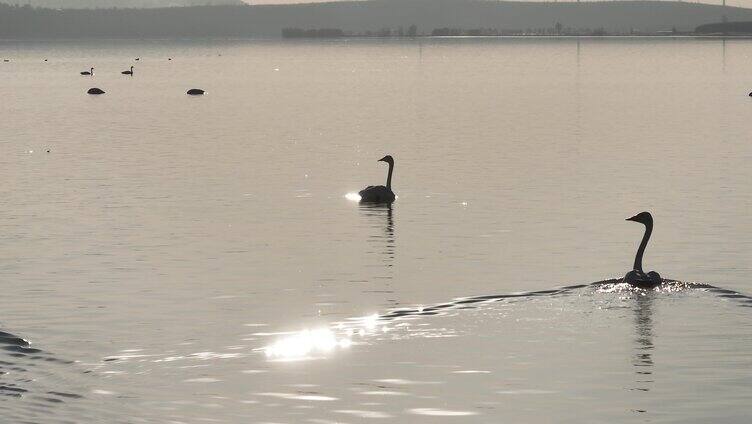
top-left (345, 192), bottom-right (362, 202)
top-left (256, 392), bottom-right (338, 401)
top-left (408, 408), bottom-right (478, 416)
top-left (596, 280), bottom-right (698, 295)
top-left (263, 314), bottom-right (391, 360)
top-left (362, 313), bottom-right (379, 330)
top-left (261, 302), bottom-right (471, 360)
top-left (264, 328), bottom-right (352, 360)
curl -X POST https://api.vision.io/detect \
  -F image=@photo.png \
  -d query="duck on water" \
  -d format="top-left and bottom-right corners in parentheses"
top-left (624, 211), bottom-right (662, 288)
top-left (359, 155), bottom-right (395, 203)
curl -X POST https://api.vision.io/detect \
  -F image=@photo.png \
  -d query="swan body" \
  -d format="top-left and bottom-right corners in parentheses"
top-left (81, 67), bottom-right (93, 76)
top-left (624, 270), bottom-right (662, 288)
top-left (187, 89), bottom-right (205, 95)
top-left (87, 87), bottom-right (105, 95)
top-left (624, 212), bottom-right (662, 288)
top-left (359, 155), bottom-right (395, 203)
top-left (359, 185), bottom-right (394, 203)
top-left (122, 66), bottom-right (134, 75)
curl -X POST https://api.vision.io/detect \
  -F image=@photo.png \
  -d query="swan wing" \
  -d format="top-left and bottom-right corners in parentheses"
top-left (358, 185), bottom-right (395, 203)
top-left (359, 185), bottom-right (385, 196)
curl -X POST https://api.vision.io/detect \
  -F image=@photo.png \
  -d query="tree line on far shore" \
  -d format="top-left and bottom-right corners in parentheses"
top-left (2, 1), bottom-right (748, 39)
top-left (281, 24), bottom-right (633, 38)
top-left (282, 25), bottom-right (419, 38)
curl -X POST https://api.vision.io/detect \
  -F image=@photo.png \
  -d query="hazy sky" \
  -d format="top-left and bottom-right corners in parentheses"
top-left (14, 0), bottom-right (752, 6)
top-left (14, 0), bottom-right (752, 8)
top-left (241, 0), bottom-right (747, 7)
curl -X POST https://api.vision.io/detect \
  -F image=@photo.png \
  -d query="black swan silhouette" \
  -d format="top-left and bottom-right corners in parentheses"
top-left (623, 212), bottom-right (662, 288)
top-left (359, 155), bottom-right (396, 203)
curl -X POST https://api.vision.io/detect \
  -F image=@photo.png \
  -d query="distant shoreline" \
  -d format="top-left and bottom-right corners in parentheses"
top-left (3, 35), bottom-right (752, 43)
top-left (3, 1), bottom-right (752, 39)
top-left (279, 33), bottom-right (752, 39)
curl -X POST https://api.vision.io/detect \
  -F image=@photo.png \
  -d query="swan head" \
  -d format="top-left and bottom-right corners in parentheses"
top-left (626, 211), bottom-right (653, 226)
top-left (378, 155), bottom-right (394, 165)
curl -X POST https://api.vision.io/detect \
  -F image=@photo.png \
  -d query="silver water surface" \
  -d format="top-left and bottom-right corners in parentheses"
top-left (1, 38), bottom-right (752, 422)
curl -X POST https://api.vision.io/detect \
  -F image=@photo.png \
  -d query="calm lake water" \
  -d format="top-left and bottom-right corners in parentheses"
top-left (1, 37), bottom-right (751, 423)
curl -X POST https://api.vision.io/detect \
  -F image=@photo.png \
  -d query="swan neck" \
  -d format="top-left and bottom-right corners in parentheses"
top-left (634, 221), bottom-right (652, 272)
top-left (385, 161), bottom-right (394, 190)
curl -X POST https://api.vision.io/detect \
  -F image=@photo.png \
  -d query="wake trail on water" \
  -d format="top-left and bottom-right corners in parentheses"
top-left (262, 278), bottom-right (752, 360)
top-left (358, 278), bottom-right (752, 323)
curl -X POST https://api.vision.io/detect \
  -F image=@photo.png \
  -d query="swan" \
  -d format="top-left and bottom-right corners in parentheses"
top-left (80, 67), bottom-right (94, 76)
top-left (187, 88), bottom-right (205, 95)
top-left (623, 211), bottom-right (662, 288)
top-left (122, 66), bottom-right (134, 76)
top-left (87, 87), bottom-right (105, 95)
top-left (359, 155), bottom-right (396, 203)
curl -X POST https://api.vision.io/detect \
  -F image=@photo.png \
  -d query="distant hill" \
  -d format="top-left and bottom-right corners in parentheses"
top-left (696, 20), bottom-right (752, 33)
top-left (0, 0), bottom-right (242, 8)
top-left (1, 0), bottom-right (750, 38)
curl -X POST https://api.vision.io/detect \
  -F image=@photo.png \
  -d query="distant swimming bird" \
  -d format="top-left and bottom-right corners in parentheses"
top-left (623, 212), bottom-right (662, 288)
top-left (135, 58), bottom-right (140, 61)
top-left (122, 66), bottom-right (134, 76)
top-left (359, 155), bottom-right (396, 203)
top-left (87, 87), bottom-right (105, 95)
top-left (187, 88), bottom-right (205, 95)
top-left (80, 67), bottom-right (94, 76)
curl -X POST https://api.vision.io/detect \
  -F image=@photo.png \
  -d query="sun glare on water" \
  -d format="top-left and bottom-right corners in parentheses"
top-left (263, 314), bottom-right (383, 360)
top-left (345, 192), bottom-right (362, 202)
top-left (264, 328), bottom-right (352, 360)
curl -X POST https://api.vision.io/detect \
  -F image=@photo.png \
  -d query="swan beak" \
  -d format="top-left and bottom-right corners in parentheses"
top-left (377, 157), bottom-right (386, 162)
top-left (626, 215), bottom-right (638, 222)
